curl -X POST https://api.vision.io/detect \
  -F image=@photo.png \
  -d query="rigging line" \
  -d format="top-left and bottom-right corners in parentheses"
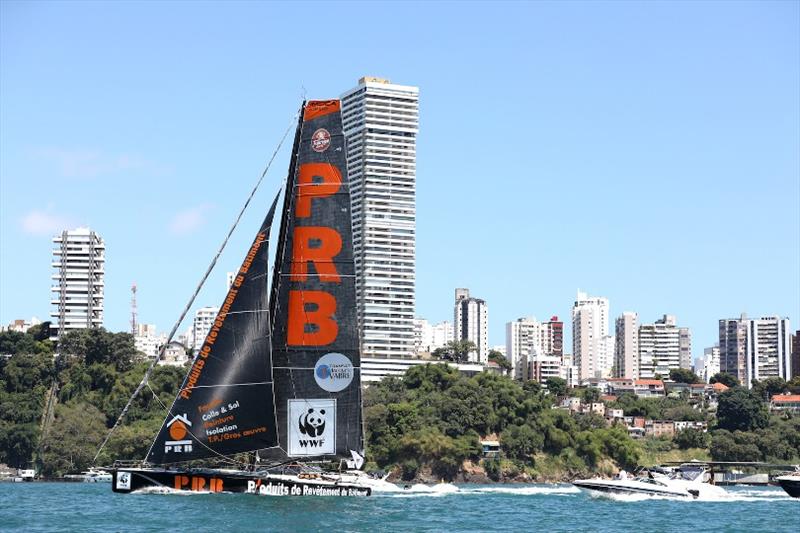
top-left (93, 109), bottom-right (301, 465)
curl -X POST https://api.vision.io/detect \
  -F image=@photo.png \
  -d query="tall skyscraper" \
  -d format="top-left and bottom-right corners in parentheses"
top-left (341, 77), bottom-right (419, 358)
top-left (454, 288), bottom-right (488, 363)
top-left (541, 316), bottom-right (564, 358)
top-left (719, 314), bottom-right (792, 388)
top-left (572, 291), bottom-right (611, 380)
top-left (50, 228), bottom-right (105, 339)
top-left (614, 312), bottom-right (639, 379)
top-left (637, 314), bottom-right (691, 379)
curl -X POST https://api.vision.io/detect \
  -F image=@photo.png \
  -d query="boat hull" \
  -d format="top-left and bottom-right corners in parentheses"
top-left (111, 468), bottom-right (371, 497)
top-left (572, 479), bottom-right (690, 498)
top-left (776, 476), bottom-right (800, 498)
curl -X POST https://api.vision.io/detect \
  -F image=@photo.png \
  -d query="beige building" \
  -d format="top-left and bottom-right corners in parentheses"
top-left (614, 312), bottom-right (639, 379)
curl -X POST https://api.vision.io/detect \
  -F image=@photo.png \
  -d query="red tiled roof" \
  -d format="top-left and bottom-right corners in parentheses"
top-left (712, 382), bottom-right (729, 392)
top-left (772, 395), bottom-right (800, 403)
top-left (601, 395), bottom-right (617, 401)
top-left (635, 379), bottom-right (664, 386)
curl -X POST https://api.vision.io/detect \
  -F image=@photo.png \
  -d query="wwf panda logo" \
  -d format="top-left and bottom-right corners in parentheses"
top-left (298, 408), bottom-right (326, 437)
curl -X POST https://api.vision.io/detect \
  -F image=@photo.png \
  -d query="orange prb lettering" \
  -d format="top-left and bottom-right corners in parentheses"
top-left (291, 226), bottom-right (342, 282)
top-left (287, 290), bottom-right (338, 346)
top-left (295, 163), bottom-right (341, 218)
top-left (191, 476), bottom-right (206, 491)
top-left (175, 475), bottom-right (189, 490)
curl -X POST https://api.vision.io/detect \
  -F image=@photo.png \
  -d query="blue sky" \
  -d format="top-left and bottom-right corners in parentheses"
top-left (1, 1), bottom-right (798, 355)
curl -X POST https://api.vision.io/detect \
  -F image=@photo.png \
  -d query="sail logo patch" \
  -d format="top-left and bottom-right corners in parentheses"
top-left (311, 128), bottom-right (331, 152)
top-left (164, 414), bottom-right (193, 454)
top-left (288, 399), bottom-right (336, 456)
top-left (314, 352), bottom-right (354, 392)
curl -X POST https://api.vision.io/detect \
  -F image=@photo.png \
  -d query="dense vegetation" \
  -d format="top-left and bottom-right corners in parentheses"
top-left (2, 326), bottom-right (798, 480)
top-left (363, 365), bottom-right (640, 481)
top-left (0, 326), bottom-right (183, 476)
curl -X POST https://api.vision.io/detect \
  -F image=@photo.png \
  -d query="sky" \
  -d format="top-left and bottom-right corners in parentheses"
top-left (1, 1), bottom-right (798, 356)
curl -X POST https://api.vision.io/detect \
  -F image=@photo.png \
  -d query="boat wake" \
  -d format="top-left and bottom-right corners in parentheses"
top-left (131, 486), bottom-right (215, 496)
top-left (378, 483), bottom-right (461, 497)
top-left (465, 485), bottom-right (581, 496)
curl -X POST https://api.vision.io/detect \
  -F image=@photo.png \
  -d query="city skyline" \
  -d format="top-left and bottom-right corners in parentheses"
top-left (1, 2), bottom-right (798, 354)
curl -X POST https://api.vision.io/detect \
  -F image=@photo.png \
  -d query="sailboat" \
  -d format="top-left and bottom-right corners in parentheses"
top-left (111, 99), bottom-right (374, 497)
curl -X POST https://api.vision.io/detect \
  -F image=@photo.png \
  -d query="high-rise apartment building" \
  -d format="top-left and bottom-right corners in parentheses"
top-left (506, 317), bottom-right (542, 380)
top-left (454, 288), bottom-right (488, 363)
top-left (341, 77), bottom-right (419, 358)
top-left (413, 318), bottom-right (453, 355)
top-left (719, 314), bottom-right (792, 388)
top-left (541, 316), bottom-right (564, 358)
top-left (697, 345), bottom-right (720, 383)
top-left (614, 312), bottom-right (639, 379)
top-left (637, 315), bottom-right (691, 379)
top-left (191, 307), bottom-right (219, 351)
top-left (792, 330), bottom-right (800, 379)
top-left (50, 228), bottom-right (105, 339)
top-left (506, 316), bottom-right (563, 380)
top-left (572, 291), bottom-right (611, 380)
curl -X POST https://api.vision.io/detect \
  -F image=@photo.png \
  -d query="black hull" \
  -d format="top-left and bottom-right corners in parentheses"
top-left (777, 478), bottom-right (800, 498)
top-left (111, 468), bottom-right (370, 497)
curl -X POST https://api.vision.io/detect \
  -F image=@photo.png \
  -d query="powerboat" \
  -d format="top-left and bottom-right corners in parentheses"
top-left (83, 468), bottom-right (112, 483)
top-left (573, 466), bottom-right (726, 499)
top-left (775, 466), bottom-right (800, 498)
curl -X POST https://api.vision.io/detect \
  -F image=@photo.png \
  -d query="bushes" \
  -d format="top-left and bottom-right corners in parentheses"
top-left (674, 428), bottom-right (710, 450)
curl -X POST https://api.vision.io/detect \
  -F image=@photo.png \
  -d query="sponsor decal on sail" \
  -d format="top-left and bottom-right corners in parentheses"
top-left (164, 414), bottom-right (193, 454)
top-left (314, 352), bottom-right (354, 392)
top-left (311, 128), bottom-right (331, 152)
top-left (288, 399), bottom-right (336, 456)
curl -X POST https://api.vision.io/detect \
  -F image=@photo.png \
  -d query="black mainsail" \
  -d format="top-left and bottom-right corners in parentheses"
top-left (146, 100), bottom-right (362, 466)
top-left (267, 100), bottom-right (362, 462)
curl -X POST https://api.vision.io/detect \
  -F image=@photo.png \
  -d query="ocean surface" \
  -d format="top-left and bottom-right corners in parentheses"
top-left (1, 482), bottom-right (797, 532)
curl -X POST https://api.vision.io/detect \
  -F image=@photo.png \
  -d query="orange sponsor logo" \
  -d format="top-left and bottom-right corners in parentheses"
top-left (174, 475), bottom-right (223, 492)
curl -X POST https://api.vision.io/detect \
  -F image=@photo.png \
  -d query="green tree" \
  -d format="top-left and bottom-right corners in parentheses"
top-left (669, 368), bottom-right (701, 384)
top-left (716, 388), bottom-right (769, 432)
top-left (710, 372), bottom-right (740, 388)
top-left (0, 422), bottom-right (39, 468)
top-left (752, 377), bottom-right (788, 402)
top-left (674, 428), bottom-right (711, 449)
top-left (432, 340), bottom-right (477, 364)
top-left (545, 377), bottom-right (568, 398)
top-left (39, 402), bottom-right (107, 477)
top-left (488, 349), bottom-right (512, 371)
top-left (500, 424), bottom-right (544, 461)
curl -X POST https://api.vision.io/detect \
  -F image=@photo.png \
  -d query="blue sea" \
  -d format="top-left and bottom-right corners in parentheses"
top-left (1, 482), bottom-right (797, 532)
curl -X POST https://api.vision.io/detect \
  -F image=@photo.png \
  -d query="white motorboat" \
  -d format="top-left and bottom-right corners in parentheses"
top-left (83, 468), bottom-right (112, 483)
top-left (775, 466), bottom-right (800, 498)
top-left (573, 466), bottom-right (726, 499)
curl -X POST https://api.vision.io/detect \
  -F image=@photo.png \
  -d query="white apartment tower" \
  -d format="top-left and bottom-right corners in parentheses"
top-left (719, 314), bottom-right (792, 388)
top-left (454, 288), bottom-right (488, 363)
top-left (572, 291), bottom-right (611, 380)
top-left (506, 317), bottom-right (543, 380)
top-left (50, 228), bottom-right (105, 339)
top-left (637, 315), bottom-right (692, 379)
top-left (614, 312), bottom-right (639, 379)
top-left (341, 77), bottom-right (419, 358)
top-left (192, 306), bottom-right (219, 351)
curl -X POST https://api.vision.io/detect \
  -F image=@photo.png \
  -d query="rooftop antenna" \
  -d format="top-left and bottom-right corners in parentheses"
top-left (130, 283), bottom-right (138, 336)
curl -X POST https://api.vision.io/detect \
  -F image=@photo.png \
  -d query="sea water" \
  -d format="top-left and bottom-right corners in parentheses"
top-left (1, 482), bottom-right (796, 532)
